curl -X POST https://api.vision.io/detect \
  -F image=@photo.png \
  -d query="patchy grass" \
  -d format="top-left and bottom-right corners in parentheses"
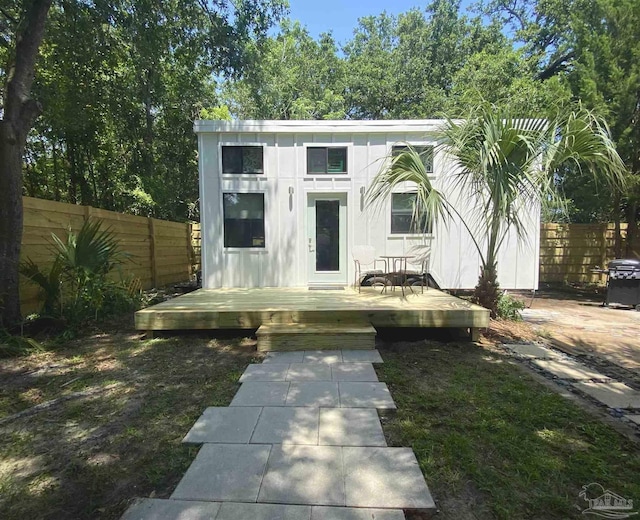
top-left (377, 340), bottom-right (640, 520)
top-left (0, 325), bottom-right (258, 520)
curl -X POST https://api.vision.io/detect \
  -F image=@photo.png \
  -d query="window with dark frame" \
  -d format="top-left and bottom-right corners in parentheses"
top-left (221, 146), bottom-right (264, 174)
top-left (392, 144), bottom-right (434, 173)
top-left (223, 193), bottom-right (265, 248)
top-left (307, 147), bottom-right (347, 174)
top-left (390, 193), bottom-right (432, 234)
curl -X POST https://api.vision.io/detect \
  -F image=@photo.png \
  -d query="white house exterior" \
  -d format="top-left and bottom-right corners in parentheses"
top-left (194, 120), bottom-right (540, 291)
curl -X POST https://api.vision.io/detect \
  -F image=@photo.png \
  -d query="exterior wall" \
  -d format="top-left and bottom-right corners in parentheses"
top-left (196, 120), bottom-right (540, 290)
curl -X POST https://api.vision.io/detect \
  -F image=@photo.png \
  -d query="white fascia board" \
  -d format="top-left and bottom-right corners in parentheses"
top-left (193, 119), bottom-right (444, 134)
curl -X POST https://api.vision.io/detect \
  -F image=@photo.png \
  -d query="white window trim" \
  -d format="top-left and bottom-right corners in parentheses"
top-left (303, 143), bottom-right (353, 177)
top-left (390, 142), bottom-right (436, 175)
top-left (387, 191), bottom-right (434, 238)
top-left (221, 190), bottom-right (268, 251)
top-left (219, 142), bottom-right (267, 177)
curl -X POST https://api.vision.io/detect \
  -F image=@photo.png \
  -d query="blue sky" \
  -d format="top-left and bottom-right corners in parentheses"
top-left (287, 0), bottom-right (476, 44)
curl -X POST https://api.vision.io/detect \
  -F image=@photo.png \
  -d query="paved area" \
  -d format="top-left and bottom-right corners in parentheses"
top-left (120, 350), bottom-right (434, 519)
top-left (520, 291), bottom-right (640, 370)
top-left (504, 342), bottom-right (640, 430)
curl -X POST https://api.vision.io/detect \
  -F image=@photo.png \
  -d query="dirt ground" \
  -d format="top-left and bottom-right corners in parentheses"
top-left (512, 287), bottom-right (640, 372)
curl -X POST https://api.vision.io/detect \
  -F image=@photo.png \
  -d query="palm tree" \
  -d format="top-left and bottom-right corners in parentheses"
top-left (366, 104), bottom-right (626, 317)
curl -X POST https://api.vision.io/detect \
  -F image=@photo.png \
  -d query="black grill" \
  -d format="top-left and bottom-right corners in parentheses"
top-left (605, 259), bottom-right (640, 309)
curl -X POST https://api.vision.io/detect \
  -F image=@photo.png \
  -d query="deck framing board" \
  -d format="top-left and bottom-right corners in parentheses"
top-left (135, 288), bottom-right (490, 331)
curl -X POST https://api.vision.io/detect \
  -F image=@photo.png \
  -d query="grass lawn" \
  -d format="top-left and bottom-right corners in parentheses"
top-left (376, 336), bottom-right (640, 520)
top-left (1, 318), bottom-right (639, 520)
top-left (0, 320), bottom-right (258, 520)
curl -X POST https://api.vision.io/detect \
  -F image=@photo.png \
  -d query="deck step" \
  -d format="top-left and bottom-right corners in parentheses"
top-left (256, 323), bottom-right (376, 352)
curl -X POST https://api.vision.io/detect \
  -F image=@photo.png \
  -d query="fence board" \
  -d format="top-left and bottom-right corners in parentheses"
top-left (19, 197), bottom-right (196, 314)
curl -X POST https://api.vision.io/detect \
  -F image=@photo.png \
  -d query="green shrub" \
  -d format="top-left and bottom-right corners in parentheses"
top-left (496, 292), bottom-right (526, 320)
top-left (19, 219), bottom-right (142, 327)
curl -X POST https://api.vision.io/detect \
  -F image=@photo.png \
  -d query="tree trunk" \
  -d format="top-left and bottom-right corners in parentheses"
top-left (473, 263), bottom-right (500, 319)
top-left (0, 123), bottom-right (26, 327)
top-left (0, 0), bottom-right (53, 328)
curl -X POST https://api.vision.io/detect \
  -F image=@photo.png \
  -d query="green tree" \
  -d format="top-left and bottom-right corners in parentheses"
top-left (366, 104), bottom-right (626, 316)
top-left (224, 21), bottom-right (346, 119)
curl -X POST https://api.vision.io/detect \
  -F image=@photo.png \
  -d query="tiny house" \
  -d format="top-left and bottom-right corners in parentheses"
top-left (194, 120), bottom-right (540, 290)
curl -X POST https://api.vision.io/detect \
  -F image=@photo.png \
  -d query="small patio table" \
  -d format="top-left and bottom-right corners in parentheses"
top-left (378, 255), bottom-right (415, 295)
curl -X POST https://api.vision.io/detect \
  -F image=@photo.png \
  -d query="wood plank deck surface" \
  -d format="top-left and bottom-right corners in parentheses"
top-left (135, 287), bottom-right (490, 331)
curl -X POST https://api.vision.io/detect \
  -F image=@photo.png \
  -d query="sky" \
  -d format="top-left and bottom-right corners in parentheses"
top-left (287, 0), bottom-right (476, 45)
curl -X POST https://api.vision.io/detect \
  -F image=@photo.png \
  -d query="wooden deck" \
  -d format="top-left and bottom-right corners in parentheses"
top-left (135, 287), bottom-right (490, 332)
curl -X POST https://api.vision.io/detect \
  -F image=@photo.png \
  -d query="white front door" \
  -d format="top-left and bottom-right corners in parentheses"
top-left (307, 193), bottom-right (348, 285)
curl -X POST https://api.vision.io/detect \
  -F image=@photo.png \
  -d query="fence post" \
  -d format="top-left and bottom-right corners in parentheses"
top-left (148, 217), bottom-right (158, 287)
top-left (186, 222), bottom-right (194, 280)
top-left (84, 205), bottom-right (93, 221)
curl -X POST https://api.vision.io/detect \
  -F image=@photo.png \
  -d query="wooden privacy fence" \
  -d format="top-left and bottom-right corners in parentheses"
top-left (20, 197), bottom-right (197, 314)
top-left (539, 222), bottom-right (637, 285)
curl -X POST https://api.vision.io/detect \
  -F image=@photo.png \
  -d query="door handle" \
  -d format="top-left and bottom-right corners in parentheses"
top-left (308, 238), bottom-right (315, 252)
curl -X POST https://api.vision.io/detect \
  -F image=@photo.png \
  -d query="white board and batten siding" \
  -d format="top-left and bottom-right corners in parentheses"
top-left (194, 120), bottom-right (540, 291)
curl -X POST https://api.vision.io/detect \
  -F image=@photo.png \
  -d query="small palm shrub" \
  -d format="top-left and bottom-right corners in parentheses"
top-left (20, 219), bottom-right (143, 326)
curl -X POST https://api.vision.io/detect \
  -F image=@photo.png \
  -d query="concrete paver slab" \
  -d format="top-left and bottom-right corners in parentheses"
top-left (331, 363), bottom-right (378, 382)
top-left (625, 415), bottom-right (640, 425)
top-left (338, 383), bottom-right (396, 410)
top-left (182, 407), bottom-right (262, 444)
top-left (263, 352), bottom-right (305, 364)
top-left (286, 364), bottom-right (332, 381)
top-left (573, 381), bottom-right (640, 409)
top-left (342, 447), bottom-right (435, 509)
top-left (340, 350), bottom-right (383, 364)
top-left (303, 351), bottom-right (343, 364)
top-left (319, 408), bottom-right (386, 447)
top-left (250, 407), bottom-right (319, 445)
top-left (240, 364), bottom-right (290, 382)
top-left (172, 444), bottom-right (271, 502)
top-left (231, 382), bottom-right (290, 407)
top-left (286, 382), bottom-right (340, 407)
top-left (120, 498), bottom-right (220, 520)
top-left (216, 502), bottom-right (311, 520)
top-left (259, 445), bottom-right (345, 506)
top-left (532, 358), bottom-right (608, 380)
top-left (505, 343), bottom-right (559, 359)
top-left (311, 506), bottom-right (404, 520)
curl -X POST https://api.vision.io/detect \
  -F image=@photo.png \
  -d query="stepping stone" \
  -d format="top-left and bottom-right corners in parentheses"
top-left (303, 351), bottom-right (343, 364)
top-left (573, 381), bottom-right (640, 409)
top-left (286, 382), bottom-right (340, 407)
top-left (319, 408), bottom-right (386, 447)
top-left (338, 383), bottom-right (396, 410)
top-left (231, 382), bottom-right (290, 407)
top-left (250, 407), bottom-right (319, 445)
top-left (182, 407), bottom-right (261, 444)
top-left (331, 363), bottom-right (378, 382)
top-left (626, 415), bottom-right (640, 425)
top-left (216, 502), bottom-right (311, 520)
top-left (263, 352), bottom-right (305, 364)
top-left (531, 359), bottom-right (608, 380)
top-left (504, 343), bottom-right (559, 359)
top-left (120, 498), bottom-right (220, 520)
top-left (259, 445), bottom-right (345, 506)
top-left (240, 364), bottom-right (289, 382)
top-left (287, 363), bottom-right (332, 381)
top-left (343, 447), bottom-right (435, 510)
top-left (341, 350), bottom-right (384, 364)
top-left (172, 444), bottom-right (271, 502)
top-left (311, 506), bottom-right (404, 520)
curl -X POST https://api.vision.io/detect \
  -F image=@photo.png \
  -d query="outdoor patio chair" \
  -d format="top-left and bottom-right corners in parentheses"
top-left (352, 245), bottom-right (385, 292)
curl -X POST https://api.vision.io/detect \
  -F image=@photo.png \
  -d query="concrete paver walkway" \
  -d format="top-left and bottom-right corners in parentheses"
top-left (120, 349), bottom-right (435, 520)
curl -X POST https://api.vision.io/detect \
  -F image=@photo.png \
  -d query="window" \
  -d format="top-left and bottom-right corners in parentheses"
top-left (223, 193), bottom-right (265, 247)
top-left (392, 145), bottom-right (434, 173)
top-left (221, 146), bottom-right (264, 174)
top-left (391, 193), bottom-right (432, 234)
top-left (307, 147), bottom-right (347, 174)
